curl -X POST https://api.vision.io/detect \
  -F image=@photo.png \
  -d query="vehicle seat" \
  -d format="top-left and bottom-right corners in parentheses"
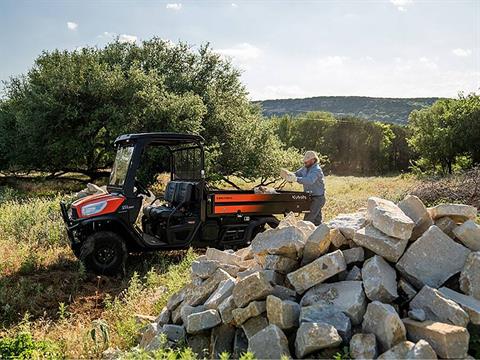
top-left (143, 181), bottom-right (195, 220)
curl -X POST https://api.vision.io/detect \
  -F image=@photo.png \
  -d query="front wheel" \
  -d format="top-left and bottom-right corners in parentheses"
top-left (79, 231), bottom-right (127, 275)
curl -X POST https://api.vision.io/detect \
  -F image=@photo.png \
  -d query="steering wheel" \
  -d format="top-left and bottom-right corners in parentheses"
top-left (134, 180), bottom-right (151, 197)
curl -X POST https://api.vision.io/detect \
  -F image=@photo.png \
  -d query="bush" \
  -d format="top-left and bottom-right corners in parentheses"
top-left (0, 332), bottom-right (63, 359)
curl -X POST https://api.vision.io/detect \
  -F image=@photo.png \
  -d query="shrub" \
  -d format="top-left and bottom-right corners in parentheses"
top-left (0, 332), bottom-right (63, 359)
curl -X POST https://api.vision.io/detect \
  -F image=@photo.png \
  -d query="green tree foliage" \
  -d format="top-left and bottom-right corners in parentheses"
top-left (0, 39), bottom-right (295, 183)
top-left (272, 112), bottom-right (412, 175)
top-left (408, 93), bottom-right (480, 174)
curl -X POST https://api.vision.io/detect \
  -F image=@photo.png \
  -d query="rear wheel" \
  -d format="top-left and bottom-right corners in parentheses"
top-left (79, 231), bottom-right (127, 275)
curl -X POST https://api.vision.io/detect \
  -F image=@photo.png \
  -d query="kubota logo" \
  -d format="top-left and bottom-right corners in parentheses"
top-left (292, 195), bottom-right (307, 200)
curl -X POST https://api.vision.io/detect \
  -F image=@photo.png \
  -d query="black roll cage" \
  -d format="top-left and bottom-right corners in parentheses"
top-left (107, 132), bottom-right (206, 197)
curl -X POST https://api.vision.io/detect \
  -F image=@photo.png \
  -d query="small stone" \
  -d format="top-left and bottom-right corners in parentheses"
top-left (345, 266), bottom-right (362, 281)
top-left (272, 285), bottom-right (297, 301)
top-left (354, 224), bottom-right (408, 262)
top-left (408, 308), bottom-right (426, 321)
top-left (398, 195), bottom-right (433, 240)
top-left (232, 271), bottom-right (274, 307)
top-left (407, 339), bottom-right (438, 359)
top-left (217, 295), bottom-right (236, 324)
top-left (264, 255), bottom-right (298, 274)
top-left (362, 255), bottom-right (398, 302)
top-left (302, 224), bottom-right (331, 264)
top-left (331, 228), bottom-right (348, 248)
top-left (377, 341), bottom-right (414, 360)
top-left (410, 285), bottom-right (469, 327)
top-left (396, 225), bottom-right (470, 288)
top-left (161, 324), bottom-right (185, 342)
top-left (367, 197), bottom-right (415, 240)
top-left (295, 322), bottom-right (342, 358)
top-left (191, 259), bottom-right (219, 279)
top-left (205, 247), bottom-right (241, 266)
top-left (300, 304), bottom-right (352, 342)
top-left (210, 324), bottom-right (235, 359)
top-left (301, 281), bottom-right (367, 325)
top-left (180, 304), bottom-right (206, 324)
top-left (460, 252), bottom-right (480, 300)
top-left (232, 301), bottom-right (266, 325)
top-left (186, 309), bottom-right (221, 334)
top-left (362, 301), bottom-right (406, 352)
top-left (266, 295), bottom-right (300, 329)
top-left (287, 249), bottom-right (346, 294)
top-left (429, 203), bottom-right (477, 222)
top-left (155, 306), bottom-right (171, 325)
top-left (434, 216), bottom-right (457, 237)
top-left (343, 247), bottom-right (364, 264)
top-left (439, 286), bottom-right (480, 325)
top-left (204, 278), bottom-right (235, 309)
top-left (241, 315), bottom-right (269, 339)
top-left (398, 278), bottom-right (417, 302)
top-left (402, 318), bottom-right (469, 359)
top-left (251, 226), bottom-right (306, 259)
top-left (328, 212), bottom-right (367, 240)
top-left (139, 322), bottom-right (158, 348)
top-left (453, 220), bottom-right (480, 250)
top-left (349, 333), bottom-right (377, 360)
top-left (248, 324), bottom-right (291, 359)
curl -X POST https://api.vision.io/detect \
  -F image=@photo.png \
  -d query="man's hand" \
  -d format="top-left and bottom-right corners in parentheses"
top-left (286, 172), bottom-right (297, 182)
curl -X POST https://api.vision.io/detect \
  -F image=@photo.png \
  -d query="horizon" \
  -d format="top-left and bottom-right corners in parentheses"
top-left (1, 0), bottom-right (479, 100)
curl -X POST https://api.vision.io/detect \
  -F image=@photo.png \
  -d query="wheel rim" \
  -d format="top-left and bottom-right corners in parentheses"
top-left (94, 246), bottom-right (117, 265)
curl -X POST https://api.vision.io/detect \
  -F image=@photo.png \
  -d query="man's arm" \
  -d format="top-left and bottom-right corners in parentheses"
top-left (296, 166), bottom-right (320, 185)
top-left (294, 167), bottom-right (304, 177)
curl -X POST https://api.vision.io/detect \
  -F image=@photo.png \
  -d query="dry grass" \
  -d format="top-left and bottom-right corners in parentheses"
top-left (0, 175), bottom-right (419, 358)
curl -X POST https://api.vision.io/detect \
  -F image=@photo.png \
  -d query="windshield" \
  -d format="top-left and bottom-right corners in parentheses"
top-left (109, 146), bottom-right (134, 187)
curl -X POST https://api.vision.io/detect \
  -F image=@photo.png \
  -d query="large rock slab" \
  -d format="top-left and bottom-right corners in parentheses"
top-left (248, 324), bottom-right (291, 359)
top-left (407, 340), bottom-right (438, 359)
top-left (453, 220), bottom-right (480, 251)
top-left (367, 197), bottom-right (415, 240)
top-left (300, 281), bottom-right (367, 325)
top-left (186, 333), bottom-right (210, 358)
top-left (428, 203), bottom-right (477, 222)
top-left (184, 269), bottom-right (233, 306)
top-left (410, 285), bottom-right (469, 327)
top-left (232, 328), bottom-right (248, 359)
top-left (295, 322), bottom-right (342, 358)
top-left (396, 225), bottom-right (470, 288)
top-left (204, 278), bottom-right (235, 309)
top-left (362, 301), bottom-right (406, 352)
top-left (161, 324), bottom-right (185, 342)
top-left (191, 259), bottom-right (219, 279)
top-left (343, 247), bottom-right (364, 264)
top-left (300, 304), bottom-right (352, 342)
top-left (377, 341), bottom-right (414, 360)
top-left (402, 319), bottom-right (469, 359)
top-left (438, 286), bottom-right (480, 325)
top-left (232, 271), bottom-right (274, 307)
top-left (302, 224), bottom-right (331, 264)
top-left (272, 285), bottom-right (297, 302)
top-left (287, 249), bottom-right (346, 294)
top-left (398, 278), bottom-right (417, 302)
top-left (180, 304), bottom-right (206, 324)
top-left (232, 301), bottom-right (266, 325)
top-left (434, 216), bottom-right (457, 237)
top-left (266, 295), bottom-right (300, 330)
top-left (210, 324), bottom-right (235, 359)
top-left (349, 333), bottom-right (377, 360)
top-left (241, 315), bottom-right (269, 339)
top-left (362, 255), bottom-right (398, 302)
top-left (328, 212), bottom-right (367, 240)
top-left (251, 226), bottom-right (306, 259)
top-left (155, 306), bottom-right (171, 326)
top-left (218, 295), bottom-right (236, 324)
top-left (354, 224), bottom-right (408, 262)
top-left (398, 195), bottom-right (433, 240)
top-left (264, 254), bottom-right (298, 274)
top-left (186, 309), bottom-right (221, 334)
top-left (205, 247), bottom-right (241, 266)
top-left (460, 251), bottom-right (480, 300)
top-left (331, 228), bottom-right (348, 248)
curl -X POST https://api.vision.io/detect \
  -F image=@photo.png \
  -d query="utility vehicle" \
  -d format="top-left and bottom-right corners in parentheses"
top-left (61, 132), bottom-right (312, 274)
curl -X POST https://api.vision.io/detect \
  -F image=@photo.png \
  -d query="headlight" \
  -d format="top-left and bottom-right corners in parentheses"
top-left (81, 201), bottom-right (107, 217)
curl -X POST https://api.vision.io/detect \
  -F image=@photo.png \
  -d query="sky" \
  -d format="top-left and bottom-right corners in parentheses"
top-left (0, 0), bottom-right (479, 100)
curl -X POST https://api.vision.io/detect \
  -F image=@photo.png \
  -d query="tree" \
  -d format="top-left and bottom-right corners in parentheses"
top-left (0, 39), bottom-right (296, 183)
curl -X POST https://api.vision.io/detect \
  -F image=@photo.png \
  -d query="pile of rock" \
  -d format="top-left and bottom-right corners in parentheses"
top-left (137, 196), bottom-right (480, 359)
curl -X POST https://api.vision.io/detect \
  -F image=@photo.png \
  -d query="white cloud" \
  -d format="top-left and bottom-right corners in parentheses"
top-left (217, 43), bottom-right (262, 61)
top-left (118, 34), bottom-right (137, 44)
top-left (317, 56), bottom-right (349, 67)
top-left (452, 48), bottom-right (472, 57)
top-left (100, 31), bottom-right (116, 38)
top-left (231, 3), bottom-right (238, 8)
top-left (67, 21), bottom-right (78, 31)
top-left (390, 0), bottom-right (413, 12)
top-left (166, 3), bottom-right (182, 10)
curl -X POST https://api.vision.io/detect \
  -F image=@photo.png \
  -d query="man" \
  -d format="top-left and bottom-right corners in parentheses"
top-left (281, 151), bottom-right (326, 225)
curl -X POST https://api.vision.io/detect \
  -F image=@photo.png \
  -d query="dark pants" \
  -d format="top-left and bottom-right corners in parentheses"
top-left (304, 195), bottom-right (326, 226)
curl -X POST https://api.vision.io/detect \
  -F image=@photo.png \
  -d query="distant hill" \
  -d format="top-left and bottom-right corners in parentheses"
top-left (256, 96), bottom-right (440, 124)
